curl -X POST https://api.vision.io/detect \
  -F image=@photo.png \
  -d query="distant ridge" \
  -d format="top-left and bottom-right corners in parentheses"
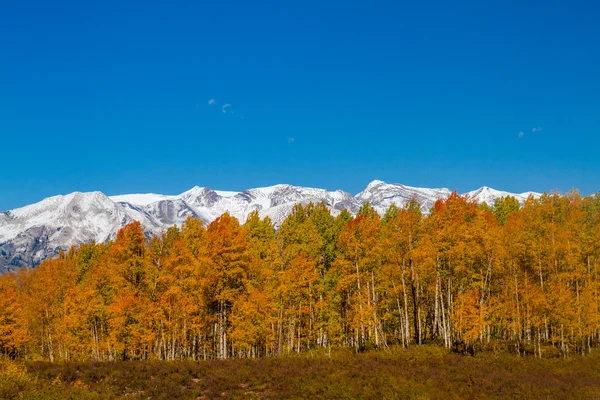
top-left (0, 181), bottom-right (541, 273)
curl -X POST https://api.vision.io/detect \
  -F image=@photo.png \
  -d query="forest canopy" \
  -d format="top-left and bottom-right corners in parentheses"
top-left (1, 191), bottom-right (599, 361)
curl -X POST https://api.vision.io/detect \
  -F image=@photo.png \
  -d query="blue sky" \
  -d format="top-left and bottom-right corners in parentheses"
top-left (1, 0), bottom-right (599, 210)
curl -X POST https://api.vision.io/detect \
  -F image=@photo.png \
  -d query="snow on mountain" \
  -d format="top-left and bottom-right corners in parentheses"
top-left (0, 192), bottom-right (140, 271)
top-left (110, 193), bottom-right (179, 206)
top-left (356, 180), bottom-right (452, 214)
top-left (0, 181), bottom-right (542, 273)
top-left (1, 192), bottom-right (121, 244)
top-left (465, 186), bottom-right (540, 206)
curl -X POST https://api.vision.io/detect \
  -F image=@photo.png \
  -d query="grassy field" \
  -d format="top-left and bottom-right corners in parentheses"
top-left (2, 347), bottom-right (600, 399)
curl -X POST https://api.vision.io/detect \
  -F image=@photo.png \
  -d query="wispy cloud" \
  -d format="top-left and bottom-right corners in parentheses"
top-left (288, 137), bottom-right (295, 144)
top-left (207, 98), bottom-right (242, 118)
top-left (518, 126), bottom-right (543, 138)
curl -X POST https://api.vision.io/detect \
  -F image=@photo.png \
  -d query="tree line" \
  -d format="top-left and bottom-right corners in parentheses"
top-left (1, 191), bottom-right (599, 361)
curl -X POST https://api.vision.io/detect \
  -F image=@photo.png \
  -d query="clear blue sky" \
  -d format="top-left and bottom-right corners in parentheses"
top-left (1, 0), bottom-right (599, 210)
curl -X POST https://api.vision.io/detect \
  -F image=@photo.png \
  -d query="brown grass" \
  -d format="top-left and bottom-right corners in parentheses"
top-left (2, 347), bottom-right (599, 399)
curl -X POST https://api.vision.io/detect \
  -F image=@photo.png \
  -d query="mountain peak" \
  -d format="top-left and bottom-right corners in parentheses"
top-left (365, 179), bottom-right (387, 190)
top-left (179, 186), bottom-right (207, 196)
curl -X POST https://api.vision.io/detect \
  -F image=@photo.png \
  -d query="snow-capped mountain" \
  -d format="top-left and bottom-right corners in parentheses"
top-left (0, 181), bottom-right (540, 273)
top-left (355, 180), bottom-right (452, 215)
top-left (464, 186), bottom-right (539, 206)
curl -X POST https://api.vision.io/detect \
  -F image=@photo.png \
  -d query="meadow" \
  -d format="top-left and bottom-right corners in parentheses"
top-left (2, 347), bottom-right (600, 399)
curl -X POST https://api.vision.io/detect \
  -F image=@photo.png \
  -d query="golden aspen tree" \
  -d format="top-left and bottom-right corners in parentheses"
top-left (380, 200), bottom-right (424, 347)
top-left (204, 213), bottom-right (250, 359)
top-left (0, 273), bottom-right (28, 357)
top-left (240, 211), bottom-right (278, 356)
top-left (275, 204), bottom-right (322, 353)
top-left (333, 203), bottom-right (383, 350)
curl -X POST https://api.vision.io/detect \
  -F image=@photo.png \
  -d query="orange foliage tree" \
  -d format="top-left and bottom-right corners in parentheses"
top-left (2, 192), bottom-right (599, 361)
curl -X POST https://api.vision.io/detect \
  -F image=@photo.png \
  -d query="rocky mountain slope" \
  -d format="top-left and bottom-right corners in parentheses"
top-left (0, 181), bottom-right (540, 273)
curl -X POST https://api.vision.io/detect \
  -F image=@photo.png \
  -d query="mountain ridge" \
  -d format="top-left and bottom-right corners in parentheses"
top-left (0, 180), bottom-right (541, 273)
